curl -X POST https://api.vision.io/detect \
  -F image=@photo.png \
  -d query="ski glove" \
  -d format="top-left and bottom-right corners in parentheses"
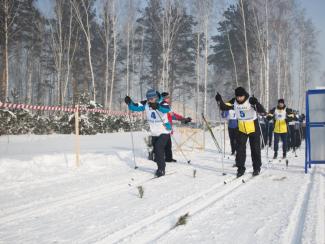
top-left (184, 117), bottom-right (192, 124)
top-left (215, 93), bottom-right (222, 102)
top-left (124, 96), bottom-right (132, 105)
top-left (249, 97), bottom-right (258, 105)
top-left (149, 102), bottom-right (159, 110)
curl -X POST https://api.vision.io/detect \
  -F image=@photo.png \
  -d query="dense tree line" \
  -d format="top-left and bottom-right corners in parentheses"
top-left (0, 0), bottom-right (319, 120)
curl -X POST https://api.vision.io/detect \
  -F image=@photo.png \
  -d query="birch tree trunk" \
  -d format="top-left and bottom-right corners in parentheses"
top-left (109, 1), bottom-right (118, 111)
top-left (240, 0), bottom-right (251, 94)
top-left (72, 0), bottom-right (96, 102)
top-left (196, 32), bottom-right (200, 123)
top-left (265, 0), bottom-right (270, 111)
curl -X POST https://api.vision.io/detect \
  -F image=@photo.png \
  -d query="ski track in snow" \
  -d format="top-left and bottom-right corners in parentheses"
top-left (0, 133), bottom-right (323, 244)
top-left (92, 172), bottom-right (259, 243)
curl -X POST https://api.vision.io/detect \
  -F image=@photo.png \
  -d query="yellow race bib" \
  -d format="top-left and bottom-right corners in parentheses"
top-left (238, 120), bottom-right (255, 134)
top-left (274, 120), bottom-right (287, 133)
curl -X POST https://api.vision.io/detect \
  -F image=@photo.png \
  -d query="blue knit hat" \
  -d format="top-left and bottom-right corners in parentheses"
top-left (146, 89), bottom-right (158, 99)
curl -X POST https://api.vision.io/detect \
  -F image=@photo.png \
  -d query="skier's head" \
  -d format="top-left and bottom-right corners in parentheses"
top-left (277, 98), bottom-right (285, 108)
top-left (161, 92), bottom-right (170, 103)
top-left (146, 89), bottom-right (158, 102)
top-left (235, 87), bottom-right (248, 103)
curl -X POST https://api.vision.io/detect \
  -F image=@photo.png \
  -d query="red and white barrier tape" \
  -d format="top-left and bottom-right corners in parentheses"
top-left (0, 101), bottom-right (141, 117)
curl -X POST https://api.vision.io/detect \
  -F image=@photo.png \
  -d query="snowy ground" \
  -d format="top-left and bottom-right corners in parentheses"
top-left (0, 130), bottom-right (324, 244)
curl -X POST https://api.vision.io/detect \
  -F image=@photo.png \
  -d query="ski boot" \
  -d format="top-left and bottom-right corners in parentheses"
top-left (273, 152), bottom-right (278, 159)
top-left (237, 167), bottom-right (246, 178)
top-left (282, 152), bottom-right (286, 159)
top-left (155, 169), bottom-right (165, 177)
top-left (253, 168), bottom-right (260, 176)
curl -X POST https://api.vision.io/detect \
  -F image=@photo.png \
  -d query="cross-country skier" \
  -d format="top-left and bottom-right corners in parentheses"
top-left (215, 87), bottom-right (266, 177)
top-left (267, 99), bottom-right (294, 159)
top-left (288, 111), bottom-right (298, 152)
top-left (161, 92), bottom-right (192, 162)
top-left (221, 109), bottom-right (238, 155)
top-left (266, 118), bottom-right (274, 147)
top-left (125, 89), bottom-right (171, 177)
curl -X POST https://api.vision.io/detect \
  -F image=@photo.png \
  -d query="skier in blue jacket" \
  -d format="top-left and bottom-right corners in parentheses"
top-left (221, 109), bottom-right (238, 155)
top-left (125, 89), bottom-right (171, 177)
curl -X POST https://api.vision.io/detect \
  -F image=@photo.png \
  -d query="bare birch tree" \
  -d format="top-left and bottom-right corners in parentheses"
top-left (71, 0), bottom-right (96, 102)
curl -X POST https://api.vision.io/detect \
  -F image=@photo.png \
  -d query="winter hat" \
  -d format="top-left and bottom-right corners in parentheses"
top-left (146, 89), bottom-right (158, 99)
top-left (235, 87), bottom-right (247, 97)
top-left (161, 92), bottom-right (169, 98)
top-left (278, 98), bottom-right (285, 104)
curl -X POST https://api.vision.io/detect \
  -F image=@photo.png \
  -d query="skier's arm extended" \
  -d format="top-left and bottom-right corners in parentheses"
top-left (125, 96), bottom-right (146, 112)
top-left (215, 93), bottom-right (234, 111)
top-left (171, 112), bottom-right (184, 121)
top-left (254, 101), bottom-right (266, 114)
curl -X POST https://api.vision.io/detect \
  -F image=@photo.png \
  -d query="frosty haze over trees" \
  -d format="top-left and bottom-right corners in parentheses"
top-left (0, 0), bottom-right (321, 120)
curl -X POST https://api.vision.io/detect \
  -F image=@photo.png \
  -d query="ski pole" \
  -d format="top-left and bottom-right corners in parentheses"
top-left (202, 113), bottom-right (222, 153)
top-left (217, 107), bottom-right (226, 175)
top-left (254, 104), bottom-right (268, 167)
top-left (128, 112), bottom-right (138, 169)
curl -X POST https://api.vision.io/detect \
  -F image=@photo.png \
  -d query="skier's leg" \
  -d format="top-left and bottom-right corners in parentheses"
top-left (151, 136), bottom-right (158, 161)
top-left (165, 134), bottom-right (173, 162)
top-left (274, 133), bottom-right (280, 158)
top-left (229, 127), bottom-right (236, 154)
top-left (236, 132), bottom-right (248, 176)
top-left (154, 134), bottom-right (169, 176)
top-left (282, 133), bottom-right (288, 158)
top-left (249, 131), bottom-right (262, 172)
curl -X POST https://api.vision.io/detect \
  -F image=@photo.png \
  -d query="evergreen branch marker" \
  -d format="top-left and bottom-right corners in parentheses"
top-left (137, 186), bottom-right (144, 198)
top-left (173, 213), bottom-right (190, 228)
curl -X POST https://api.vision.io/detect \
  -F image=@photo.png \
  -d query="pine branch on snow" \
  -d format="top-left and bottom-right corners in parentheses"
top-left (137, 186), bottom-right (144, 198)
top-left (174, 213), bottom-right (190, 228)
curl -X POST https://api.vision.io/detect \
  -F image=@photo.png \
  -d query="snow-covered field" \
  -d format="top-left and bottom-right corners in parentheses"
top-left (0, 131), bottom-right (324, 244)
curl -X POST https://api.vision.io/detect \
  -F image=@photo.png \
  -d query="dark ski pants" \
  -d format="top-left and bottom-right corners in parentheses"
top-left (274, 132), bottom-right (287, 154)
top-left (228, 127), bottom-right (238, 154)
top-left (288, 125), bottom-right (296, 151)
top-left (267, 123), bottom-right (274, 147)
top-left (235, 131), bottom-right (261, 171)
top-left (165, 134), bottom-right (173, 161)
top-left (152, 134), bottom-right (170, 171)
top-left (294, 129), bottom-right (301, 148)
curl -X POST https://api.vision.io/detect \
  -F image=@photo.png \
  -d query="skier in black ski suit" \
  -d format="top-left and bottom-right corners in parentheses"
top-left (215, 87), bottom-right (266, 177)
top-left (267, 99), bottom-right (294, 159)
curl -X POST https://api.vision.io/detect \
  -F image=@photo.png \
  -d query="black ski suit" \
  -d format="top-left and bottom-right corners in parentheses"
top-left (218, 95), bottom-right (266, 173)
